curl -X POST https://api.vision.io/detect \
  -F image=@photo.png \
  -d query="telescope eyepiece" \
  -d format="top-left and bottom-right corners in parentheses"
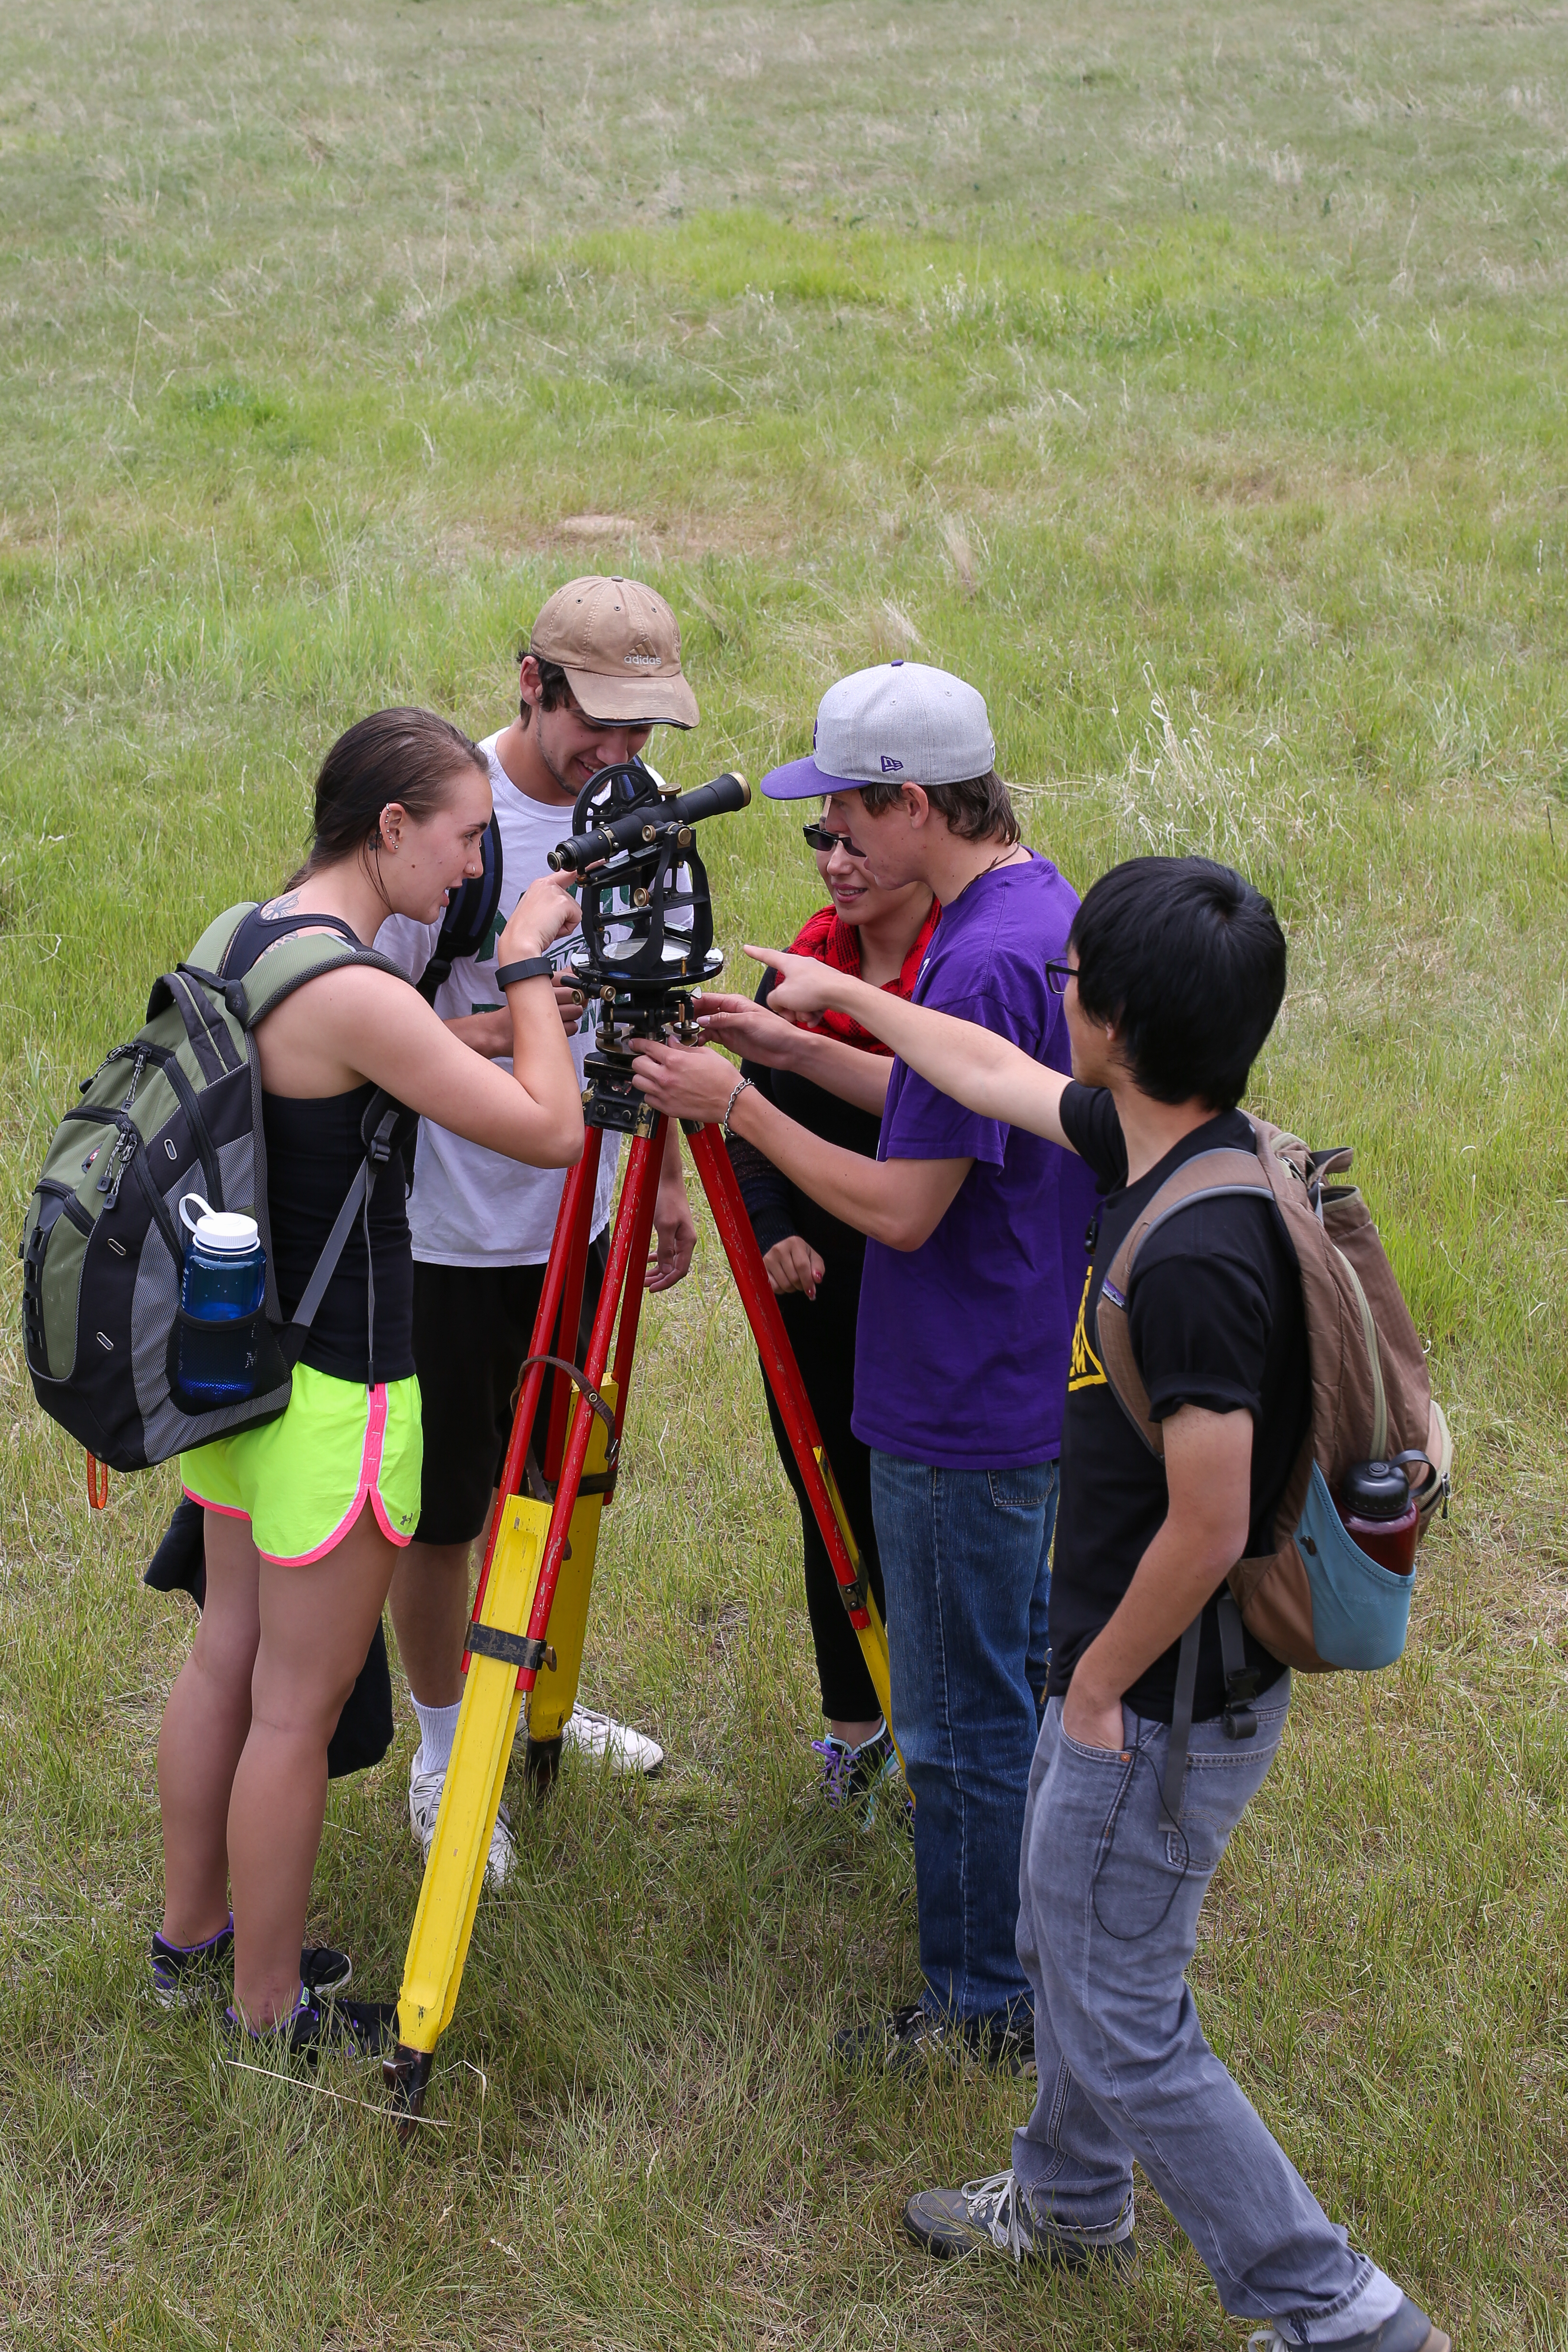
top-left (548, 770), bottom-right (749, 873)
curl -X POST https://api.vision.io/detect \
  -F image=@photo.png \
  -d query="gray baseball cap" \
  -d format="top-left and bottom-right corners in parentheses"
top-left (761, 661), bottom-right (996, 799)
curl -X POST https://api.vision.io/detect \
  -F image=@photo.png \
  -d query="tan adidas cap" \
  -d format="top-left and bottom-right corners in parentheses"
top-left (529, 575), bottom-right (699, 729)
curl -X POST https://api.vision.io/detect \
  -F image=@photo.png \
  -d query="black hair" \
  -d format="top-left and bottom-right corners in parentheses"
top-left (856, 767), bottom-right (1020, 845)
top-left (517, 651), bottom-right (573, 729)
top-left (1069, 856), bottom-right (1286, 1110)
top-left (292, 707), bottom-right (487, 884)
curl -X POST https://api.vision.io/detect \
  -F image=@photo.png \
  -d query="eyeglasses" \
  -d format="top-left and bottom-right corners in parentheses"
top-left (801, 822), bottom-right (870, 859)
top-left (1044, 959), bottom-right (1080, 996)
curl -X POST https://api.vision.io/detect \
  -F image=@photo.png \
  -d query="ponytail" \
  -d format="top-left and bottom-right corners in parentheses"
top-left (289, 707), bottom-right (487, 885)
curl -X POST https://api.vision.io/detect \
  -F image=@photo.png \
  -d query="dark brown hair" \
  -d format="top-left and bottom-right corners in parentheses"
top-left (517, 652), bottom-right (573, 730)
top-left (856, 767), bottom-right (1020, 846)
top-left (293, 707), bottom-right (487, 881)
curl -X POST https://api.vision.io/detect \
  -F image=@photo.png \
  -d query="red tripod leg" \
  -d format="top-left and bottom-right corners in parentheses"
top-left (600, 1113), bottom-right (665, 1491)
top-left (541, 1139), bottom-right (601, 1486)
top-left (467, 1128), bottom-right (602, 1638)
top-left (507, 1127), bottom-right (665, 1700)
top-left (683, 1121), bottom-right (897, 1744)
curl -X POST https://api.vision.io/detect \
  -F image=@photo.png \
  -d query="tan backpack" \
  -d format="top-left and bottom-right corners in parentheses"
top-left (1092, 1118), bottom-right (1451, 1810)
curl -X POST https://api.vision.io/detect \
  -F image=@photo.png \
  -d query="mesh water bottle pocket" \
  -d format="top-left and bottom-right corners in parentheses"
top-left (1295, 1463), bottom-right (1414, 1670)
top-left (165, 1304), bottom-right (285, 1414)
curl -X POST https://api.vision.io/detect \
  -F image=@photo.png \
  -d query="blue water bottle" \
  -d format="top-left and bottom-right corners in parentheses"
top-left (176, 1193), bottom-right (268, 1404)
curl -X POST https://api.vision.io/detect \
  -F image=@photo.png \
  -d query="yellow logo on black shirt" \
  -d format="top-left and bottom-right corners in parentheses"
top-left (1068, 1266), bottom-right (1107, 1391)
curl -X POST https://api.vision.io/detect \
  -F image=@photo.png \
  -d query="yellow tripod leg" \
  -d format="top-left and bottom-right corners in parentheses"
top-left (814, 1446), bottom-right (902, 1778)
top-left (525, 1381), bottom-right (616, 1750)
top-left (384, 1386), bottom-right (622, 2113)
top-left (385, 1494), bottom-right (550, 2112)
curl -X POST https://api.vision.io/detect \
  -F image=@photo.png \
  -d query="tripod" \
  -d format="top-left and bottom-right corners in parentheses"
top-left (383, 1031), bottom-right (896, 2116)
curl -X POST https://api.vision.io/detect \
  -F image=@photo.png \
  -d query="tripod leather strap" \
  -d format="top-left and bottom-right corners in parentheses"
top-left (511, 1355), bottom-right (619, 1465)
top-left (465, 1623), bottom-right (555, 1674)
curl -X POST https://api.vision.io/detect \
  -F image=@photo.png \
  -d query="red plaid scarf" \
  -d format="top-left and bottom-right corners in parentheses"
top-left (782, 899), bottom-right (942, 1056)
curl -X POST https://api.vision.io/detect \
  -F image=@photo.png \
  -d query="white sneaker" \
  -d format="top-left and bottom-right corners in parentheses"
top-left (408, 1755), bottom-right (517, 1887)
top-left (559, 1708), bottom-right (664, 1776)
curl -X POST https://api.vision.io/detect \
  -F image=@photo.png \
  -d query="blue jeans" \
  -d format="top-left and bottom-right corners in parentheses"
top-left (870, 1452), bottom-right (1058, 2026)
top-left (1013, 1689), bottom-right (1400, 2338)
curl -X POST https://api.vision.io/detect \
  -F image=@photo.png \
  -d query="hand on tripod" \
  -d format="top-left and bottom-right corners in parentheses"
top-left (630, 1037), bottom-right (744, 1127)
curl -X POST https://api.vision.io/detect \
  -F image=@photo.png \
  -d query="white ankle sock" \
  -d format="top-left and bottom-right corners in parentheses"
top-left (411, 1697), bottom-right (462, 1778)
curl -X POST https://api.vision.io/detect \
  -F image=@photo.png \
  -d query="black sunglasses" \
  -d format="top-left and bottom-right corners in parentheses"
top-left (801, 822), bottom-right (870, 859)
top-left (1044, 958), bottom-right (1080, 996)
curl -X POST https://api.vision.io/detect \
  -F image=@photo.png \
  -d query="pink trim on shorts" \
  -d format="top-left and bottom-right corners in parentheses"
top-left (183, 1486), bottom-right (250, 1522)
top-left (260, 1383), bottom-right (412, 1567)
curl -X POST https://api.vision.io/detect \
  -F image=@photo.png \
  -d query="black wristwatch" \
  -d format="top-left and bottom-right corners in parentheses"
top-left (494, 955), bottom-right (554, 989)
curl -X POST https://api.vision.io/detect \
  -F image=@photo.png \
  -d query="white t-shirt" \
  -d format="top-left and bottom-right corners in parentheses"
top-left (376, 732), bottom-right (622, 1267)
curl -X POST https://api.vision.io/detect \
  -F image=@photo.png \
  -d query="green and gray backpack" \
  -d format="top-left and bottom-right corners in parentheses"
top-left (20, 903), bottom-right (411, 1475)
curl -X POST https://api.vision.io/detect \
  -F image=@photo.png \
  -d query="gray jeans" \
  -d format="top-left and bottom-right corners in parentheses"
top-left (1014, 1684), bottom-right (1400, 2339)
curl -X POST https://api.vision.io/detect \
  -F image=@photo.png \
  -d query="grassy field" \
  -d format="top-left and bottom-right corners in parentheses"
top-left (3, 0), bottom-right (1567, 2344)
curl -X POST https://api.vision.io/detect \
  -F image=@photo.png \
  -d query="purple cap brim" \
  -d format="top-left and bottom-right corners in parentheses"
top-left (760, 753), bottom-right (870, 801)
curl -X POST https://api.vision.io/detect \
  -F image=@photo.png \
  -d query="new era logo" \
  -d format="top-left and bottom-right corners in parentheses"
top-left (880, 754), bottom-right (904, 773)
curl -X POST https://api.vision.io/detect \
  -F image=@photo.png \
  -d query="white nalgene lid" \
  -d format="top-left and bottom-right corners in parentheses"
top-left (179, 1193), bottom-right (260, 1254)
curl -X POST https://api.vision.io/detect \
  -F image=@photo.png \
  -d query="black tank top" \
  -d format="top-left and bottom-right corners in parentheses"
top-left (261, 1085), bottom-right (414, 1385)
top-left (227, 905), bottom-right (415, 1387)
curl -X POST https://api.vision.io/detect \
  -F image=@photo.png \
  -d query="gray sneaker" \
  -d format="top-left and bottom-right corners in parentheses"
top-left (904, 2170), bottom-right (1134, 2269)
top-left (1248, 2300), bottom-right (1449, 2352)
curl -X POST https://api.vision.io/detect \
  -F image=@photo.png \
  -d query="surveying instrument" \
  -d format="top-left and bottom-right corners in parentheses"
top-left (384, 759), bottom-right (897, 2117)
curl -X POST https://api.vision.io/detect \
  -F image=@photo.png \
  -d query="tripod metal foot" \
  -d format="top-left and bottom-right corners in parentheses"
top-left (523, 1734), bottom-right (562, 1796)
top-left (383, 2040), bottom-right (434, 2119)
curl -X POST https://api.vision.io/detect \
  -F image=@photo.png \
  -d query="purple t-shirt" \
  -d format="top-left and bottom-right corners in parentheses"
top-left (851, 854), bottom-right (1094, 1471)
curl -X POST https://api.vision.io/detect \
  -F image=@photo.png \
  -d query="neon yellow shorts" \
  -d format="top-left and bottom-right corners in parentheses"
top-left (181, 1365), bottom-right (423, 1566)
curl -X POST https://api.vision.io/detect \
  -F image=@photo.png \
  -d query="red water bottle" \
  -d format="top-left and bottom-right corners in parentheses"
top-left (1336, 1460), bottom-right (1420, 1575)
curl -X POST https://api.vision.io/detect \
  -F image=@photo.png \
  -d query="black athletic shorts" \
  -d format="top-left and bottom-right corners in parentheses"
top-left (411, 1237), bottom-right (609, 1547)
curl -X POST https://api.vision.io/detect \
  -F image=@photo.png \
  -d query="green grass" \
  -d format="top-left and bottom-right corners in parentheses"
top-left (2, 1), bottom-right (1567, 2344)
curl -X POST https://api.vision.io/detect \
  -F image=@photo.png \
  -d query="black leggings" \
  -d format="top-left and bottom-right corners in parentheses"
top-left (764, 1270), bottom-right (886, 1726)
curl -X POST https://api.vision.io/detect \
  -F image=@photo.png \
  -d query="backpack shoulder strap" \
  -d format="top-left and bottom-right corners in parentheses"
top-left (146, 904), bottom-right (258, 1030)
top-left (418, 809), bottom-right (503, 1004)
top-left (175, 909), bottom-right (413, 1030)
top-left (236, 938), bottom-right (411, 1029)
top-left (187, 901), bottom-right (259, 970)
top-left (1093, 1142), bottom-right (1275, 1457)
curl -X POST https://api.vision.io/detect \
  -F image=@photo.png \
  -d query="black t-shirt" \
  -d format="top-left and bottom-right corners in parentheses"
top-left (1047, 1085), bottom-right (1306, 1723)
